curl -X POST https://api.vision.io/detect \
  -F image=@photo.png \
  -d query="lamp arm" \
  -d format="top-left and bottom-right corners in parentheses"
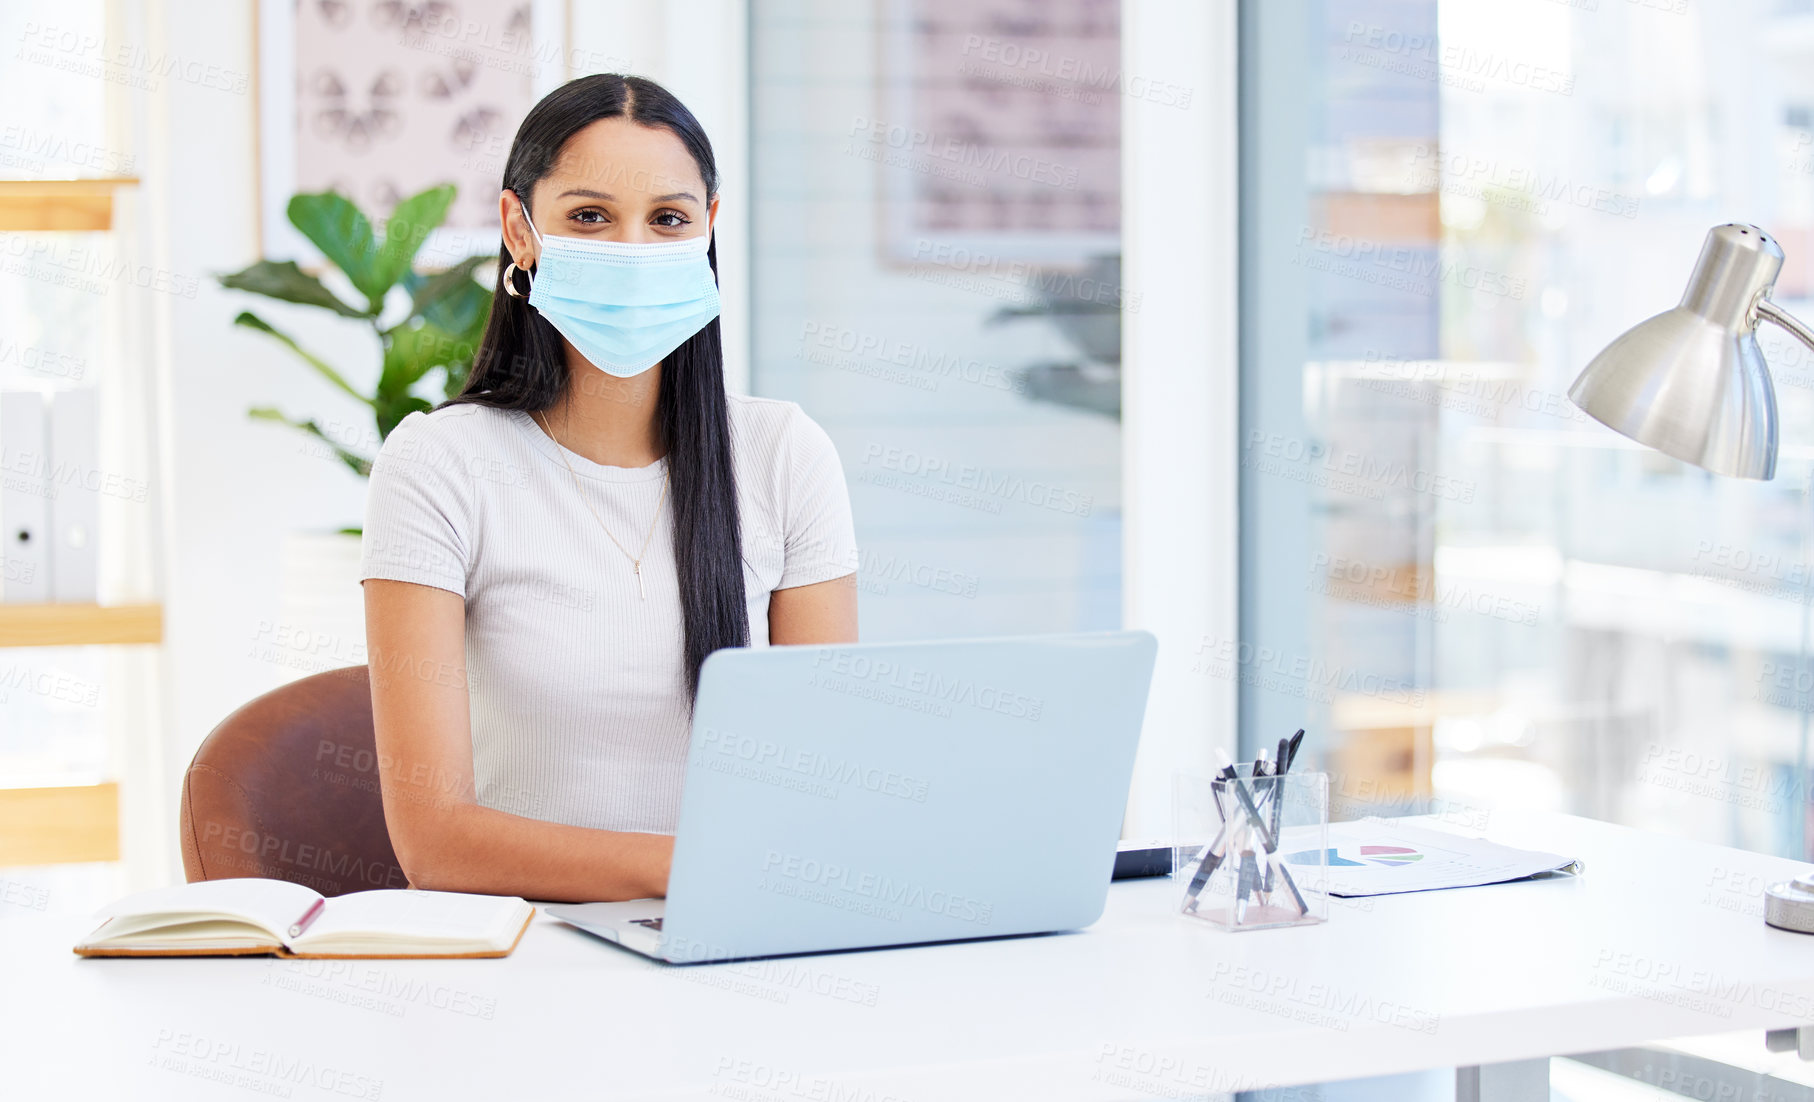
top-left (1758, 298), bottom-right (1814, 356)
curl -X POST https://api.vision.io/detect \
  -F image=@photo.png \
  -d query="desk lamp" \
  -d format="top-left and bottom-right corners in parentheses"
top-left (1569, 223), bottom-right (1814, 932)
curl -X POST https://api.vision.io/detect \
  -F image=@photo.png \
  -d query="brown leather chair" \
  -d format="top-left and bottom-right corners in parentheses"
top-left (180, 665), bottom-right (408, 896)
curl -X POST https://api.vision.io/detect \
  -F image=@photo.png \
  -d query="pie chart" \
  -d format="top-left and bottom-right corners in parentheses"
top-left (1286, 847), bottom-right (1362, 867)
top-left (1285, 844), bottom-right (1425, 868)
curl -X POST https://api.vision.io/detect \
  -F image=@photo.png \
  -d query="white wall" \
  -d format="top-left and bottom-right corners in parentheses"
top-left (135, 0), bottom-right (371, 882)
top-left (1119, 0), bottom-right (1240, 832)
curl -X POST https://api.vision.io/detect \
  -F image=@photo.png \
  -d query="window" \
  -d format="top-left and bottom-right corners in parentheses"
top-left (1242, 0), bottom-right (1814, 858)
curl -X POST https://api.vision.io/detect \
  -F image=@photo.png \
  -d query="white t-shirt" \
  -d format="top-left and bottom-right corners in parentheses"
top-left (358, 394), bottom-right (858, 834)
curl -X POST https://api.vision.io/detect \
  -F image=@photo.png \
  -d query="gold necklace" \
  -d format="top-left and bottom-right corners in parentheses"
top-left (535, 409), bottom-right (669, 600)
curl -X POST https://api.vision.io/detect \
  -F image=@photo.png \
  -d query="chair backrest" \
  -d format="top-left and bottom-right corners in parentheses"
top-left (180, 664), bottom-right (408, 896)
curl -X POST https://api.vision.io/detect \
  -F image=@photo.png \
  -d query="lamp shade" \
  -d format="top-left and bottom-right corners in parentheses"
top-left (1568, 224), bottom-right (1782, 480)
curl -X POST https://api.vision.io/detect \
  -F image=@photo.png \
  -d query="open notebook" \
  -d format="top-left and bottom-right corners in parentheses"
top-left (74, 879), bottom-right (534, 959)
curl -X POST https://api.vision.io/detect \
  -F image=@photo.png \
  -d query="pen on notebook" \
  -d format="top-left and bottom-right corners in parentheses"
top-left (288, 898), bottom-right (326, 939)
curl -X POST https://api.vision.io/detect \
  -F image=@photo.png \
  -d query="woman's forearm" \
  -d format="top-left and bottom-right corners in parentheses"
top-left (366, 582), bottom-right (672, 902)
top-left (390, 798), bottom-right (673, 902)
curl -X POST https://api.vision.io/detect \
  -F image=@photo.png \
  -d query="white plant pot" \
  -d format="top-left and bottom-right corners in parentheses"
top-left (273, 530), bottom-right (367, 683)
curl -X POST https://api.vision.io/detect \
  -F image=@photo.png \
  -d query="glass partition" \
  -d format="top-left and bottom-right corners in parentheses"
top-left (1242, 0), bottom-right (1814, 859)
top-left (750, 0), bottom-right (1125, 641)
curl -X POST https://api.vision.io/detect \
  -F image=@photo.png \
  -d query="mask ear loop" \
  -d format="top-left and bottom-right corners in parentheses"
top-left (504, 196), bottom-right (540, 300)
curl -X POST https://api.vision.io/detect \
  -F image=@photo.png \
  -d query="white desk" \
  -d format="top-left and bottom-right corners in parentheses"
top-left (7, 811), bottom-right (1814, 1100)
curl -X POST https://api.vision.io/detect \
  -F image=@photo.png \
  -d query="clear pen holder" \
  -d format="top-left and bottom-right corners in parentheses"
top-left (1173, 768), bottom-right (1329, 931)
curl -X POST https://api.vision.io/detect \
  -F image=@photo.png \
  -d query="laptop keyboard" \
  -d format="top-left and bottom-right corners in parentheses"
top-left (630, 917), bottom-right (664, 930)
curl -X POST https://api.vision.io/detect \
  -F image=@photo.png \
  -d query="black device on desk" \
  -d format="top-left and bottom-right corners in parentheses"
top-left (1112, 840), bottom-right (1174, 880)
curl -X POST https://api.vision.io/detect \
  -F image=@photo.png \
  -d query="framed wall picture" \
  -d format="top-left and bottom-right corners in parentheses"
top-left (874, 0), bottom-right (1123, 266)
top-left (256, 0), bottom-right (571, 267)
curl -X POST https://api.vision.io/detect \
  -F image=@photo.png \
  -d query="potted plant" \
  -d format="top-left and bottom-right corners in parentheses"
top-left (221, 185), bottom-right (493, 676)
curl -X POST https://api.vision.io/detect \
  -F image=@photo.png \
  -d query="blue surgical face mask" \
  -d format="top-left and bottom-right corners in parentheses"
top-left (523, 214), bottom-right (721, 378)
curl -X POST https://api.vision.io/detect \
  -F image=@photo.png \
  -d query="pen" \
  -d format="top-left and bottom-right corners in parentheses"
top-left (1250, 752), bottom-right (1271, 821)
top-left (1235, 849), bottom-right (1258, 923)
top-left (1215, 748), bottom-right (1274, 847)
top-left (1267, 736), bottom-right (1306, 914)
top-left (1264, 734), bottom-right (1291, 893)
top-left (1274, 728), bottom-right (1307, 909)
top-left (1182, 815), bottom-right (1230, 912)
top-left (1185, 766), bottom-right (1247, 913)
top-left (1271, 734), bottom-right (1291, 848)
top-left (1215, 747), bottom-right (1309, 916)
top-left (288, 898), bottom-right (326, 939)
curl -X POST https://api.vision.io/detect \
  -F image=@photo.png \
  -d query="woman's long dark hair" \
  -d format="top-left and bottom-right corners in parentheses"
top-left (447, 73), bottom-right (748, 696)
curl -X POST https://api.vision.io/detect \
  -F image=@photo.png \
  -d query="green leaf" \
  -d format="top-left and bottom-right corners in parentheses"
top-left (427, 278), bottom-right (493, 346)
top-left (235, 311), bottom-right (370, 405)
top-left (379, 320), bottom-right (476, 403)
top-left (439, 343), bottom-right (476, 400)
top-left (373, 395), bottom-right (434, 440)
top-left (372, 185), bottom-right (457, 297)
top-left (249, 406), bottom-right (373, 478)
top-left (219, 259), bottom-right (369, 318)
top-left (287, 192), bottom-right (386, 307)
top-left (442, 282), bottom-right (494, 398)
top-left (409, 253), bottom-right (492, 330)
top-left (408, 253), bottom-right (488, 313)
top-left (255, 186), bottom-right (486, 458)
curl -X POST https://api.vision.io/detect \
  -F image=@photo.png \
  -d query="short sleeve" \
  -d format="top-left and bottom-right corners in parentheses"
top-left (777, 405), bottom-right (858, 590)
top-left (360, 411), bottom-right (475, 596)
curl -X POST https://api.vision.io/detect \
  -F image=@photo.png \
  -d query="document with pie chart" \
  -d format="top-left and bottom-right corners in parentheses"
top-left (1283, 820), bottom-right (1576, 897)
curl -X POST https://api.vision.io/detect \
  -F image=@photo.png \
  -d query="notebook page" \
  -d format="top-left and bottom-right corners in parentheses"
top-left (90, 879), bottom-right (322, 940)
top-left (82, 918), bottom-right (283, 950)
top-left (293, 890), bottom-right (525, 949)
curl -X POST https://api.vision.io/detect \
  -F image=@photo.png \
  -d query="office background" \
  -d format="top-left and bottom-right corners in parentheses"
top-left (0, 0), bottom-right (1806, 906)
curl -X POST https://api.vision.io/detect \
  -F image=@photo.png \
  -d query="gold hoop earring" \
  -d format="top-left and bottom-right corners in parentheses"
top-left (503, 261), bottom-right (533, 299)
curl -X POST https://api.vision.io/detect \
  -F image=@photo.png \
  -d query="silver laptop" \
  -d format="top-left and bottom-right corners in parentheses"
top-left (547, 631), bottom-right (1157, 962)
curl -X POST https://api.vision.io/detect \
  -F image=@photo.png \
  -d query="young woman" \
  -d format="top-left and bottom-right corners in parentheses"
top-left (360, 74), bottom-right (858, 902)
